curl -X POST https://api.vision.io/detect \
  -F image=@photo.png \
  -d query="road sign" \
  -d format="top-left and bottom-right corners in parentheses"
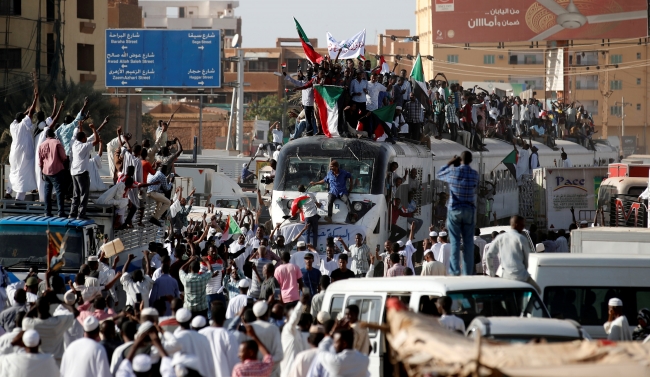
top-left (105, 29), bottom-right (221, 88)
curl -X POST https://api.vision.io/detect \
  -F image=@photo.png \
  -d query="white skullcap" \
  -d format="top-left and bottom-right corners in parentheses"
top-left (395, 106), bottom-right (402, 110)
top-left (83, 316), bottom-right (99, 332)
top-left (317, 311), bottom-right (330, 324)
top-left (609, 298), bottom-right (623, 307)
top-left (216, 232), bottom-right (223, 237)
top-left (297, 241), bottom-right (306, 247)
top-left (429, 231), bottom-right (438, 237)
top-left (63, 290), bottom-right (76, 305)
top-left (396, 241), bottom-right (404, 247)
top-left (238, 279), bottom-right (251, 288)
top-left (87, 256), bottom-right (98, 262)
top-left (580, 220), bottom-right (588, 224)
top-left (208, 228), bottom-right (217, 236)
top-left (424, 249), bottom-right (433, 256)
top-left (133, 354), bottom-right (152, 373)
top-left (439, 231), bottom-right (448, 237)
top-left (191, 316), bottom-right (206, 329)
top-left (276, 145), bottom-right (282, 150)
top-left (176, 308), bottom-right (192, 323)
top-left (22, 329), bottom-right (39, 347)
top-left (136, 321), bottom-right (154, 338)
top-left (242, 163), bottom-right (247, 167)
top-left (253, 300), bottom-right (268, 317)
top-left (141, 307), bottom-right (159, 317)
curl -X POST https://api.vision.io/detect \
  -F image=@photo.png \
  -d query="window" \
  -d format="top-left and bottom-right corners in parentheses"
top-left (637, 78), bottom-right (642, 85)
top-left (637, 52), bottom-right (642, 60)
top-left (224, 29), bottom-right (235, 36)
top-left (77, 0), bottom-right (93, 19)
top-left (447, 288), bottom-right (548, 325)
top-left (610, 106), bottom-right (622, 116)
top-left (610, 54), bottom-right (623, 64)
top-left (524, 55), bottom-right (537, 64)
top-left (610, 80), bottom-right (622, 90)
top-left (347, 296), bottom-right (383, 336)
top-left (637, 104), bottom-right (641, 111)
top-left (0, 48), bottom-right (21, 69)
top-left (483, 55), bottom-right (495, 64)
top-left (447, 55), bottom-right (458, 64)
top-left (248, 58), bottom-right (278, 72)
top-left (46, 0), bottom-right (54, 21)
top-left (509, 55), bottom-right (517, 64)
top-left (0, 225), bottom-right (84, 270)
top-left (0, 0), bottom-right (21, 15)
top-left (544, 287), bottom-right (650, 327)
top-left (77, 44), bottom-right (94, 71)
top-left (282, 157), bottom-right (375, 194)
top-left (166, 7), bottom-right (179, 18)
top-left (329, 295), bottom-right (345, 322)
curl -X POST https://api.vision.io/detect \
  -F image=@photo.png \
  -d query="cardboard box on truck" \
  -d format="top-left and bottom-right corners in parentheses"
top-left (533, 167), bottom-right (608, 230)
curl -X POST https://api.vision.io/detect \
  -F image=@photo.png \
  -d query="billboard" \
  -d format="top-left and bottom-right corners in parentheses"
top-left (106, 29), bottom-right (221, 88)
top-left (431, 0), bottom-right (648, 43)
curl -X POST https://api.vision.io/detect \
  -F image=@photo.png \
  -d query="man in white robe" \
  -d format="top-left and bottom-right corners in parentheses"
top-left (173, 308), bottom-right (216, 377)
top-left (0, 329), bottom-right (59, 377)
top-left (9, 88), bottom-right (39, 200)
top-left (22, 298), bottom-right (75, 365)
top-left (604, 298), bottom-right (633, 341)
top-left (60, 316), bottom-right (111, 377)
top-left (249, 301), bottom-right (284, 377)
top-left (198, 303), bottom-right (239, 377)
top-left (281, 297), bottom-right (310, 377)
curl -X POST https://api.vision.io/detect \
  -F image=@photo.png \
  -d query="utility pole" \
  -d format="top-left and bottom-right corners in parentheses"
top-left (599, 50), bottom-right (613, 138)
top-left (237, 48), bottom-right (244, 152)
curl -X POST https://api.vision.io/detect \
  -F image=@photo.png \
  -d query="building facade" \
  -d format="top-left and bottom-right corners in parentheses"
top-left (415, 0), bottom-right (650, 153)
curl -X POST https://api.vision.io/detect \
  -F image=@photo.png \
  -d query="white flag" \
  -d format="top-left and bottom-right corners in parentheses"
top-left (327, 29), bottom-right (366, 60)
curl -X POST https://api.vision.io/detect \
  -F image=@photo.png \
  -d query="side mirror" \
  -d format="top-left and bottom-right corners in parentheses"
top-left (535, 243), bottom-right (545, 253)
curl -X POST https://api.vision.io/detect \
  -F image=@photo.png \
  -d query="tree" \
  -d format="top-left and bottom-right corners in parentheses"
top-left (142, 113), bottom-right (156, 142)
top-left (244, 94), bottom-right (284, 124)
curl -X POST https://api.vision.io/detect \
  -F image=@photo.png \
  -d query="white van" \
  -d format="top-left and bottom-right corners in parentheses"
top-left (321, 276), bottom-right (550, 377)
top-left (528, 253), bottom-right (650, 339)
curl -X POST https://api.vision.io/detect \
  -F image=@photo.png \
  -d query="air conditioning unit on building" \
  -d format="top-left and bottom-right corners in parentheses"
top-left (498, 55), bottom-right (504, 60)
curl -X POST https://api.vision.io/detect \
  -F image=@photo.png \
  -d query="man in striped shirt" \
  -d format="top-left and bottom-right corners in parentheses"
top-left (232, 325), bottom-right (274, 377)
top-left (146, 161), bottom-right (172, 227)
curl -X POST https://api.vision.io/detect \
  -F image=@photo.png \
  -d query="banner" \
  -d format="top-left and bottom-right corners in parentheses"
top-left (327, 30), bottom-right (366, 60)
top-left (431, 0), bottom-right (647, 43)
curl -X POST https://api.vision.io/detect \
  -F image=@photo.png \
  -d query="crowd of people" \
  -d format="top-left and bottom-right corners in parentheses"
top-left (277, 56), bottom-right (598, 154)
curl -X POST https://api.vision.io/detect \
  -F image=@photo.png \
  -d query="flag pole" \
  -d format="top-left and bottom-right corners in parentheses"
top-left (489, 162), bottom-right (504, 175)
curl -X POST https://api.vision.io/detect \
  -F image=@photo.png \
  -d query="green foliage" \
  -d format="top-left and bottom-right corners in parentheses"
top-left (244, 94), bottom-right (284, 124)
top-left (0, 79), bottom-right (119, 143)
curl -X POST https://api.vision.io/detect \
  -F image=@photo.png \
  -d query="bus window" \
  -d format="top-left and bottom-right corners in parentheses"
top-left (418, 295), bottom-right (441, 317)
top-left (347, 296), bottom-right (383, 336)
top-left (329, 295), bottom-right (345, 321)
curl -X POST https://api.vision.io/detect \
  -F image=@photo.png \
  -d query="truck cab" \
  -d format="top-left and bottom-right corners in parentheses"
top-left (0, 216), bottom-right (100, 277)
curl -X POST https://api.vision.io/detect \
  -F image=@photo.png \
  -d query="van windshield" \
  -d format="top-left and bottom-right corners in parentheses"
top-left (0, 225), bottom-right (84, 270)
top-left (448, 288), bottom-right (549, 326)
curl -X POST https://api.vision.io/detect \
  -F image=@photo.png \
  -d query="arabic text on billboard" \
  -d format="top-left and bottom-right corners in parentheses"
top-left (431, 0), bottom-right (648, 43)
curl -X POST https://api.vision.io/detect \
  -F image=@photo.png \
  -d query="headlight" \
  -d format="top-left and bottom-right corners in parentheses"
top-left (353, 202), bottom-right (363, 211)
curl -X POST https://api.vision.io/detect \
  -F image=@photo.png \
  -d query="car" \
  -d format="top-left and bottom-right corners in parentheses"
top-left (466, 316), bottom-right (591, 343)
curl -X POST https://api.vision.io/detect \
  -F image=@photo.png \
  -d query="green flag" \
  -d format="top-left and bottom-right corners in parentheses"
top-left (372, 104), bottom-right (396, 123)
top-left (409, 54), bottom-right (431, 112)
top-left (502, 150), bottom-right (518, 178)
top-left (410, 54), bottom-right (425, 83)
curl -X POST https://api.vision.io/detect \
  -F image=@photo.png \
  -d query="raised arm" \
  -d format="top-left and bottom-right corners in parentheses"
top-left (49, 95), bottom-right (58, 119)
top-left (408, 221), bottom-right (415, 241)
top-left (51, 100), bottom-right (65, 126)
top-left (25, 87), bottom-right (39, 117)
top-left (89, 123), bottom-right (99, 146)
top-left (95, 116), bottom-right (110, 134)
top-left (166, 108), bottom-right (177, 129)
top-left (337, 237), bottom-right (350, 253)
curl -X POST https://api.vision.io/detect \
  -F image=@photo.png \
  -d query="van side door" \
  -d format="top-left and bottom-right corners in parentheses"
top-left (346, 294), bottom-right (386, 377)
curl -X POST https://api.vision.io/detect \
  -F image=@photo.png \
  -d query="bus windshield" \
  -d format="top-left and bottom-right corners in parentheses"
top-left (0, 225), bottom-right (84, 270)
top-left (284, 157), bottom-right (374, 194)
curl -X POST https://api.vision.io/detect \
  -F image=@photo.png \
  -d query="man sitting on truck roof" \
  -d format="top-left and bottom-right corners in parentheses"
top-left (146, 161), bottom-right (173, 227)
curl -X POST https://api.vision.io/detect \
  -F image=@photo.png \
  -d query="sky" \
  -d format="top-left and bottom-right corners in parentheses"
top-left (237, 0), bottom-right (416, 48)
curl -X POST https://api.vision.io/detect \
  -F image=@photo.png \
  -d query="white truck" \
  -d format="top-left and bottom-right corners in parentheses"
top-left (533, 167), bottom-right (608, 230)
top-left (570, 227), bottom-right (650, 255)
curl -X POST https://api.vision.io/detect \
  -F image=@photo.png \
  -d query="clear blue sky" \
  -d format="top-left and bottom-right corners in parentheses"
top-left (237, 0), bottom-right (416, 48)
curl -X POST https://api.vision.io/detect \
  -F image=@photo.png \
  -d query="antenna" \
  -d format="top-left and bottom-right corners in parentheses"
top-left (231, 34), bottom-right (240, 48)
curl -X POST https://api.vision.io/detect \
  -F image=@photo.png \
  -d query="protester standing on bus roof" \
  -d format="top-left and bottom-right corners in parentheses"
top-left (437, 151), bottom-right (478, 276)
top-left (309, 160), bottom-right (352, 224)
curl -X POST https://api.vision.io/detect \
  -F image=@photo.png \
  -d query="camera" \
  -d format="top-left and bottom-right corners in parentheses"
top-left (260, 176), bottom-right (274, 185)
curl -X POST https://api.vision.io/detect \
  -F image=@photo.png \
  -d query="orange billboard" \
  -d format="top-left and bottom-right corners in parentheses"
top-left (431, 0), bottom-right (648, 43)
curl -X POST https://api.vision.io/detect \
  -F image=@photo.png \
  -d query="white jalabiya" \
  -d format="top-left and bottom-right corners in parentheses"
top-left (9, 117), bottom-right (37, 193)
top-left (173, 328), bottom-right (216, 377)
top-left (89, 154), bottom-right (107, 191)
top-left (199, 326), bottom-right (240, 377)
top-left (59, 337), bottom-right (111, 377)
top-left (281, 301), bottom-right (309, 377)
top-left (0, 352), bottom-right (59, 377)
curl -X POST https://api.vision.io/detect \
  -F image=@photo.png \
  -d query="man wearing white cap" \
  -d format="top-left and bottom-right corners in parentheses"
top-left (226, 279), bottom-right (251, 319)
top-left (604, 298), bottom-right (632, 341)
top-left (289, 241), bottom-right (321, 270)
top-left (60, 316), bottom-right (111, 377)
top-left (22, 298), bottom-right (74, 365)
top-left (421, 249), bottom-right (446, 276)
top-left (173, 308), bottom-right (216, 377)
top-left (0, 329), bottom-right (58, 377)
top-left (433, 232), bottom-right (452, 274)
top-left (250, 300), bottom-right (284, 377)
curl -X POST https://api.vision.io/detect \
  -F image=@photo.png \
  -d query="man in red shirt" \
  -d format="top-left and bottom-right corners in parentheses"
top-left (38, 128), bottom-right (67, 217)
top-left (389, 197), bottom-right (413, 243)
top-left (274, 251), bottom-right (303, 308)
top-left (232, 324), bottom-right (274, 377)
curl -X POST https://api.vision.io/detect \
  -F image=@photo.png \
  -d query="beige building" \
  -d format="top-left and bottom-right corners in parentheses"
top-left (416, 0), bottom-right (650, 153)
top-left (0, 0), bottom-right (118, 90)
